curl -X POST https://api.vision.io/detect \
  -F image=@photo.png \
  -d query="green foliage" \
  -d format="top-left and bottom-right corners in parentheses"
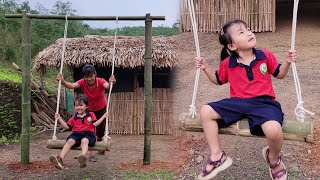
top-left (0, 106), bottom-right (20, 140)
top-left (0, 80), bottom-right (22, 141)
top-left (91, 26), bottom-right (179, 36)
top-left (0, 1), bottom-right (22, 64)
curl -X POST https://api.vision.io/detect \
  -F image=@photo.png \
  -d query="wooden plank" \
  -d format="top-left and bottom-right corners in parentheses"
top-left (179, 112), bottom-right (314, 143)
top-left (46, 140), bottom-right (111, 151)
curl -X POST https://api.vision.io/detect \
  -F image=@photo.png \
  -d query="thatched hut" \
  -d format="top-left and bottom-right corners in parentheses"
top-left (33, 35), bottom-right (178, 135)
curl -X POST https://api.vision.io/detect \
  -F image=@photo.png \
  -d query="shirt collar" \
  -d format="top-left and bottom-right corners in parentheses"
top-left (74, 111), bottom-right (90, 119)
top-left (228, 48), bottom-right (266, 68)
top-left (85, 77), bottom-right (98, 87)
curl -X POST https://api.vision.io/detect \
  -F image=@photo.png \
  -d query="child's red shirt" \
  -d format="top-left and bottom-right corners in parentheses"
top-left (216, 48), bottom-right (280, 99)
top-left (67, 111), bottom-right (97, 133)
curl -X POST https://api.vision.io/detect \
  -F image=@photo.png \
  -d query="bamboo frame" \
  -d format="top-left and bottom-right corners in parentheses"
top-left (6, 10), bottom-right (165, 164)
top-left (5, 14), bottom-right (165, 21)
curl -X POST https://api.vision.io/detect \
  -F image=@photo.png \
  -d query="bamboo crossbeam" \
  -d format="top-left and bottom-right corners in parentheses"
top-left (5, 14), bottom-right (165, 21)
top-left (179, 112), bottom-right (314, 143)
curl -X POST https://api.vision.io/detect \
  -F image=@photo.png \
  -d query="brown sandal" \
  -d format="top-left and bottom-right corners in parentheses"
top-left (262, 146), bottom-right (287, 180)
top-left (198, 151), bottom-right (233, 180)
top-left (49, 155), bottom-right (65, 170)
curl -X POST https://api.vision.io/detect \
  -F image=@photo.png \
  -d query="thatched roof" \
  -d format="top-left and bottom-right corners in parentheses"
top-left (33, 35), bottom-right (178, 70)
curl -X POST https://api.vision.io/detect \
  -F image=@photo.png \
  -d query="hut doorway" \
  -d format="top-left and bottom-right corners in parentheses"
top-left (276, 0), bottom-right (320, 21)
top-left (73, 65), bottom-right (173, 135)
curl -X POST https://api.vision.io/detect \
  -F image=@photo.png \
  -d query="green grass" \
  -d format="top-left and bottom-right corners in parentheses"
top-left (33, 67), bottom-right (74, 95)
top-left (112, 170), bottom-right (176, 180)
top-left (0, 66), bottom-right (21, 83)
top-left (44, 170), bottom-right (177, 180)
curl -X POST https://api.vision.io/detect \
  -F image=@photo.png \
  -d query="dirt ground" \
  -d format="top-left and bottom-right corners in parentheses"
top-left (1, 4), bottom-right (320, 180)
top-left (0, 131), bottom-right (183, 179)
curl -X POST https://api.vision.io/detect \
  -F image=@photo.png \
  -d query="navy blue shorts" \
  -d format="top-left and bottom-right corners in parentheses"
top-left (207, 96), bottom-right (284, 136)
top-left (67, 132), bottom-right (96, 147)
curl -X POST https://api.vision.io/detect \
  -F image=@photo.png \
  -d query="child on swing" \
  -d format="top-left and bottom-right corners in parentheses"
top-left (50, 95), bottom-right (108, 169)
top-left (57, 64), bottom-right (116, 162)
top-left (195, 19), bottom-right (296, 180)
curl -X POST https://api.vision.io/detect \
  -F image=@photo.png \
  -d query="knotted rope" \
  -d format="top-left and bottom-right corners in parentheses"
top-left (187, 0), bottom-right (201, 118)
top-left (53, 15), bottom-right (68, 140)
top-left (104, 16), bottom-right (118, 140)
top-left (290, 0), bottom-right (314, 122)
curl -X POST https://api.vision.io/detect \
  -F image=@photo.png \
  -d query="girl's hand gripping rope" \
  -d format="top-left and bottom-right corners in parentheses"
top-left (195, 57), bottom-right (208, 70)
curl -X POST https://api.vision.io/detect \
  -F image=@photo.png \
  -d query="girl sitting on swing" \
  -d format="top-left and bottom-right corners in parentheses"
top-left (50, 95), bottom-right (108, 170)
top-left (57, 64), bottom-right (116, 161)
top-left (195, 19), bottom-right (296, 180)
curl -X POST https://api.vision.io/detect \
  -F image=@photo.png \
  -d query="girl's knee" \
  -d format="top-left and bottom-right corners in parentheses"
top-left (263, 121), bottom-right (283, 141)
top-left (267, 131), bottom-right (282, 142)
top-left (66, 139), bottom-right (75, 145)
top-left (81, 138), bottom-right (89, 144)
top-left (200, 105), bottom-right (220, 121)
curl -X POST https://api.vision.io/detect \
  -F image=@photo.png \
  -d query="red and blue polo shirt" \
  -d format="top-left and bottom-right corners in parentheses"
top-left (215, 48), bottom-right (281, 99)
top-left (77, 77), bottom-right (107, 111)
top-left (67, 111), bottom-right (97, 133)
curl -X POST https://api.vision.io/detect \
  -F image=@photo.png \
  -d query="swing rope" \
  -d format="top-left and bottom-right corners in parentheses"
top-left (52, 14), bottom-right (68, 140)
top-left (104, 16), bottom-right (118, 141)
top-left (187, 0), bottom-right (201, 118)
top-left (290, 0), bottom-right (314, 122)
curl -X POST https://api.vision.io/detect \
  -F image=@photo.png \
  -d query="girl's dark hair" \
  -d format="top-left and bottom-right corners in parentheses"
top-left (82, 64), bottom-right (96, 76)
top-left (219, 19), bottom-right (248, 61)
top-left (74, 95), bottom-right (89, 106)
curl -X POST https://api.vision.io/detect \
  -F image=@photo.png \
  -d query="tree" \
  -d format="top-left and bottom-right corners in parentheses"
top-left (51, 1), bottom-right (77, 15)
top-left (19, 1), bottom-right (30, 12)
top-left (1, 0), bottom-right (18, 13)
top-left (19, 1), bottom-right (38, 14)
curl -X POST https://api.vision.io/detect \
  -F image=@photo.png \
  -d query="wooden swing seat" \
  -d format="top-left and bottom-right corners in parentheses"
top-left (179, 112), bottom-right (313, 143)
top-left (46, 140), bottom-right (111, 151)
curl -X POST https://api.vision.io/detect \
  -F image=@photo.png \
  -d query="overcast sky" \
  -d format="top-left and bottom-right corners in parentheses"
top-left (17, 0), bottom-right (180, 28)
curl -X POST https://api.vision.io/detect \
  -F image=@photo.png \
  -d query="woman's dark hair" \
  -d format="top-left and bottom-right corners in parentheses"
top-left (82, 64), bottom-right (96, 77)
top-left (219, 19), bottom-right (248, 61)
top-left (74, 95), bottom-right (89, 106)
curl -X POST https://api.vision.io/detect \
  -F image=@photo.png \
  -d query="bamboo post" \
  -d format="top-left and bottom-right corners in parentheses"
top-left (143, 13), bottom-right (152, 165)
top-left (272, 0), bottom-right (276, 32)
top-left (20, 11), bottom-right (32, 165)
